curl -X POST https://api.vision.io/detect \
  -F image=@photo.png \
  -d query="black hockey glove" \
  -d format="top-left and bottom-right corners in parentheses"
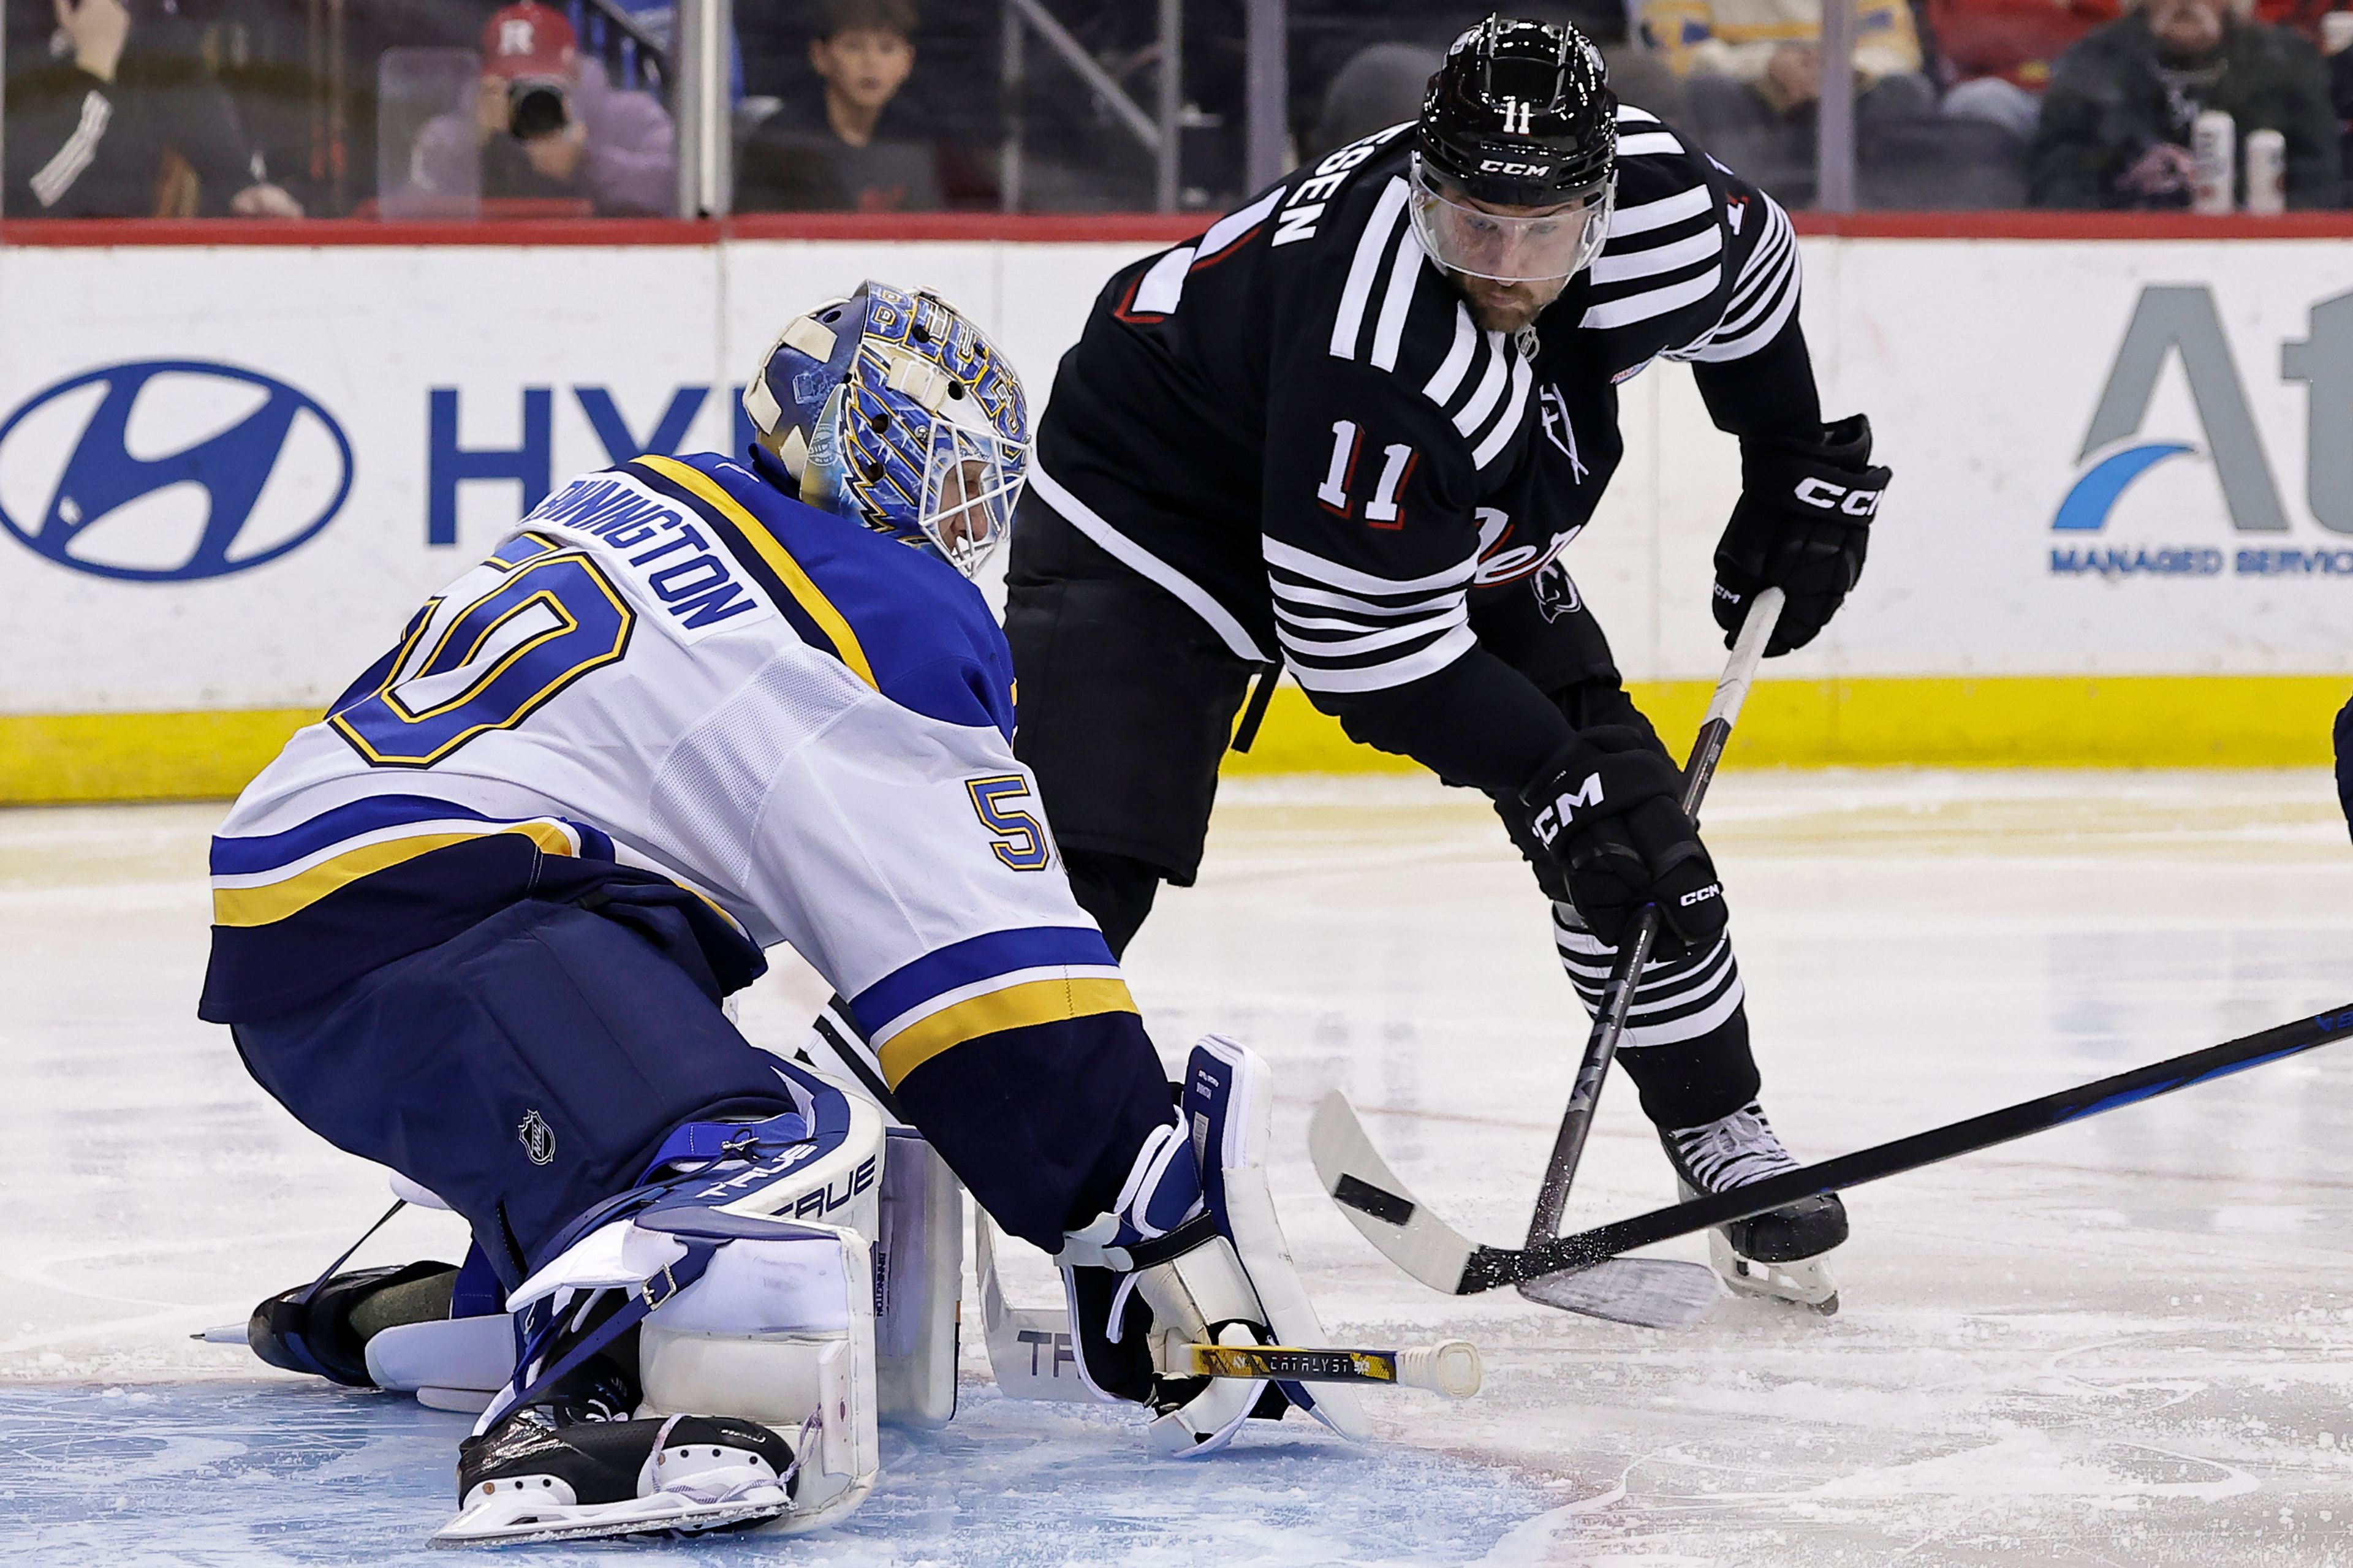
top-left (1520, 727), bottom-right (1726, 957)
top-left (1713, 414), bottom-right (1890, 656)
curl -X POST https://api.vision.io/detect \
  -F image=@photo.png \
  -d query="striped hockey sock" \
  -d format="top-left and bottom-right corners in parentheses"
top-left (1548, 901), bottom-right (1746, 1048)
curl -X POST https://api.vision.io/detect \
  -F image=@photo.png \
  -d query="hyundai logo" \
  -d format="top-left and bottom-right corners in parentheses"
top-left (0, 360), bottom-right (353, 581)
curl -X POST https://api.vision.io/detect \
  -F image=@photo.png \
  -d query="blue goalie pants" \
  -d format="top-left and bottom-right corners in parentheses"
top-left (232, 897), bottom-right (801, 1290)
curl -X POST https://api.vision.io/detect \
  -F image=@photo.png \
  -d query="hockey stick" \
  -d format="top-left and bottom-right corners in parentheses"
top-left (1322, 1001), bottom-right (2353, 1297)
top-left (1514, 587), bottom-right (1786, 1316)
top-left (1309, 591), bottom-right (1784, 1328)
top-left (1176, 1339), bottom-right (1482, 1399)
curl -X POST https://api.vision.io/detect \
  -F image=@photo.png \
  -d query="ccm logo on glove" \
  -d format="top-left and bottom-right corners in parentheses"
top-left (1712, 414), bottom-right (1891, 657)
top-left (1517, 730), bottom-right (1727, 957)
top-left (1529, 774), bottom-right (1605, 844)
top-left (1792, 475), bottom-right (1882, 515)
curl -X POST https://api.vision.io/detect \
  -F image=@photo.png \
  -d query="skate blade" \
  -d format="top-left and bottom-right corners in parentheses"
top-left (430, 1484), bottom-right (790, 1548)
top-left (1517, 1257), bottom-right (1721, 1328)
top-left (1709, 1230), bottom-right (1840, 1314)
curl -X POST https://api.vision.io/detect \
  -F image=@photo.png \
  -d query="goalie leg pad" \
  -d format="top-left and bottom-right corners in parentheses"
top-left (872, 1128), bottom-right (963, 1429)
top-left (473, 1061), bottom-right (887, 1539)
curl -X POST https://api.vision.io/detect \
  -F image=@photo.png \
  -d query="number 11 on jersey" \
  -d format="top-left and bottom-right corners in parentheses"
top-left (1316, 420), bottom-right (1415, 528)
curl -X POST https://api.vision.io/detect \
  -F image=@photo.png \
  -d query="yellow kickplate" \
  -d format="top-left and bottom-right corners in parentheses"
top-left (4, 674), bottom-right (2344, 804)
top-left (1222, 675), bottom-right (2349, 776)
top-left (1, 708), bottom-right (317, 805)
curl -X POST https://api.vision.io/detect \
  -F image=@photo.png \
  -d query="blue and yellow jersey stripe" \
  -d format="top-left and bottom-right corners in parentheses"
top-left (623, 455), bottom-right (879, 689)
top-left (208, 793), bottom-right (745, 937)
top-left (849, 925), bottom-right (1139, 1088)
top-left (208, 794), bottom-right (615, 928)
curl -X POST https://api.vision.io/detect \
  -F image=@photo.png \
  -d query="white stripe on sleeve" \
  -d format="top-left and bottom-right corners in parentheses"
top-left (1368, 224), bottom-right (1428, 371)
top-left (1130, 246), bottom-right (1199, 316)
top-left (1269, 580), bottom-right (1463, 619)
top-left (1676, 201), bottom-right (1802, 362)
top-left (1286, 622), bottom-right (1479, 694)
top-left (1615, 131), bottom-right (1685, 157)
top-left (1262, 535), bottom-right (1477, 596)
top-left (1421, 304), bottom-right (1479, 405)
top-left (1449, 331), bottom-right (1510, 437)
top-left (1587, 226), bottom-right (1722, 287)
top-left (1579, 265), bottom-right (1722, 330)
top-left (1470, 354), bottom-right (1534, 468)
top-left (1605, 182), bottom-right (1713, 239)
top-left (1330, 177), bottom-right (1411, 359)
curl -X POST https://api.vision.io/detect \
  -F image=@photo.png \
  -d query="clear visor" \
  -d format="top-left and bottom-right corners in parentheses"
top-left (1407, 155), bottom-right (1615, 284)
top-left (918, 413), bottom-right (1028, 577)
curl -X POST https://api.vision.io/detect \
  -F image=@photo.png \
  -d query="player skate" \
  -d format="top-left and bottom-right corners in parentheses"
top-left (1056, 1035), bottom-right (1370, 1453)
top-left (1660, 1100), bottom-right (1846, 1313)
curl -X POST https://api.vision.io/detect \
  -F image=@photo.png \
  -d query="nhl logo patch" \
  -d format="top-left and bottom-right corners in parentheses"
top-left (518, 1110), bottom-right (557, 1166)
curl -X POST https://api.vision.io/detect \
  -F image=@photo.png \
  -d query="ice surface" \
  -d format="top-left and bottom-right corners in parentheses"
top-left (7, 771), bottom-right (2353, 1565)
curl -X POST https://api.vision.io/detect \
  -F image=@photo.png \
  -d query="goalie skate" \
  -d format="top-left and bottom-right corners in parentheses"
top-left (432, 1410), bottom-right (795, 1548)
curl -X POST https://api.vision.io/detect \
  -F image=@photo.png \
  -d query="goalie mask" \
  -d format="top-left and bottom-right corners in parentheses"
top-left (742, 282), bottom-right (1030, 576)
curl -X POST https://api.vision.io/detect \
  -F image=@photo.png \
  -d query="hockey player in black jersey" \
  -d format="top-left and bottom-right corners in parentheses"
top-left (1006, 15), bottom-right (1891, 1308)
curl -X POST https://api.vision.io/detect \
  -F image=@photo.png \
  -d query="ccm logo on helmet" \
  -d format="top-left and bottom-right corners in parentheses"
top-left (1793, 476), bottom-right (1882, 517)
top-left (1478, 159), bottom-right (1550, 175)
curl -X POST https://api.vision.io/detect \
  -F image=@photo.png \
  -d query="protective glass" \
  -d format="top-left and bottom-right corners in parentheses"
top-left (917, 410), bottom-right (1028, 577)
top-left (1407, 154), bottom-right (1615, 284)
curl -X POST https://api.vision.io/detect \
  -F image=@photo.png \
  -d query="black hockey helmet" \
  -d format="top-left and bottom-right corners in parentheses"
top-left (1409, 18), bottom-right (1618, 284)
top-left (1415, 16), bottom-right (1617, 210)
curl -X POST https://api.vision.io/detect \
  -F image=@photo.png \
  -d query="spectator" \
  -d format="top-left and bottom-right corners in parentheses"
top-left (412, 1), bottom-right (675, 217)
top-left (2030, 0), bottom-right (2340, 207)
top-left (1640, 0), bottom-right (1938, 202)
top-left (736, 0), bottom-right (942, 213)
top-left (1929, 0), bottom-right (2123, 142)
top-left (4, 0), bottom-right (302, 217)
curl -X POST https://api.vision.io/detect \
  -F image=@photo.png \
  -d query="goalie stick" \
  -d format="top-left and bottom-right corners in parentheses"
top-left (1176, 1339), bottom-right (1482, 1398)
top-left (1317, 1001), bottom-right (2353, 1297)
top-left (976, 1212), bottom-right (1483, 1402)
top-left (1512, 586), bottom-right (1786, 1319)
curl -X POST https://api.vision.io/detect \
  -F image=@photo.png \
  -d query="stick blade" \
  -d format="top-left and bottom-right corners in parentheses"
top-left (1308, 1091), bottom-right (1479, 1294)
top-left (1516, 1258), bottom-right (1721, 1328)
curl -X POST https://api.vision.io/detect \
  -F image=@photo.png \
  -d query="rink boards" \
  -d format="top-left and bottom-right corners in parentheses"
top-left (3, 225), bottom-right (2351, 799)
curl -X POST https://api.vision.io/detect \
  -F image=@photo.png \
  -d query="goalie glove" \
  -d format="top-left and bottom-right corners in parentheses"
top-left (1521, 726), bottom-right (1725, 957)
top-left (1713, 414), bottom-right (1889, 656)
top-left (1055, 1037), bottom-right (1369, 1455)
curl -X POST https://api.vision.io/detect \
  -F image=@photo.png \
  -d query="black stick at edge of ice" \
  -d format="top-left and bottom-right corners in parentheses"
top-left (1461, 1003), bottom-right (2353, 1295)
